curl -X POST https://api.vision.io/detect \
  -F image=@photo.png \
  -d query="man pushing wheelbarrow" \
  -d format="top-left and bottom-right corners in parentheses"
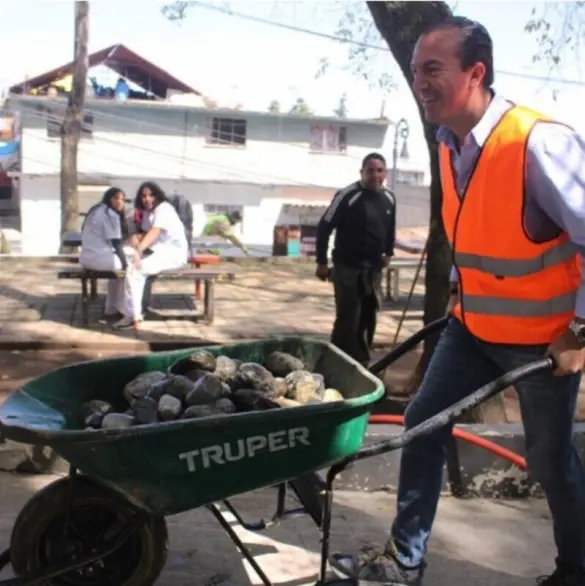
top-left (330, 16), bottom-right (585, 586)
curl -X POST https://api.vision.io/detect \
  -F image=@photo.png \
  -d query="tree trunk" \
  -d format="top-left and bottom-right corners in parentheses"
top-left (367, 1), bottom-right (507, 422)
top-left (60, 1), bottom-right (89, 253)
top-left (367, 1), bottom-right (452, 369)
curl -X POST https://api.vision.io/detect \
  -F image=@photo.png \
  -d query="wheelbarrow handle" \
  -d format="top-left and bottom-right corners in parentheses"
top-left (331, 356), bottom-right (556, 478)
top-left (368, 316), bottom-right (450, 376)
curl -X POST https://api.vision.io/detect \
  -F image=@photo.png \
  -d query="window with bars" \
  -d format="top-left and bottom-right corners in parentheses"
top-left (206, 117), bottom-right (247, 147)
top-left (310, 124), bottom-right (347, 153)
top-left (203, 204), bottom-right (244, 217)
top-left (392, 169), bottom-right (425, 186)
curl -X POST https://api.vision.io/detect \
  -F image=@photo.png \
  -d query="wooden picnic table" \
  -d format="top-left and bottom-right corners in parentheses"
top-left (60, 232), bottom-right (224, 300)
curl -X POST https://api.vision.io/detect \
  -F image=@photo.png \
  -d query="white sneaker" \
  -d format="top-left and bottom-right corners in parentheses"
top-left (104, 309), bottom-right (122, 318)
top-left (112, 316), bottom-right (142, 330)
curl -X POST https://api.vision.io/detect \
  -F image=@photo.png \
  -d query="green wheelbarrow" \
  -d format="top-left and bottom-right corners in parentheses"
top-left (0, 322), bottom-right (555, 585)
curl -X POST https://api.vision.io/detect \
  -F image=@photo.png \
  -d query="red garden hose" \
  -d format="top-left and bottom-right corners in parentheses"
top-left (368, 414), bottom-right (527, 470)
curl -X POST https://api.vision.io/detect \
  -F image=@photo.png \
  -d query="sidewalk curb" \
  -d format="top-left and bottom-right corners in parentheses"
top-left (0, 338), bottom-right (221, 352)
top-left (0, 336), bottom-right (398, 352)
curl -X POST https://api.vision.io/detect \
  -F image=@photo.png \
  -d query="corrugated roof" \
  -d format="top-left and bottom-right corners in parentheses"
top-left (9, 44), bottom-right (200, 98)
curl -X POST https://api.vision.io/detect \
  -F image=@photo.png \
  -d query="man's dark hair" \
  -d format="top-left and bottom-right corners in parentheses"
top-left (135, 181), bottom-right (168, 210)
top-left (362, 152), bottom-right (386, 169)
top-left (228, 210), bottom-right (242, 225)
top-left (425, 16), bottom-right (494, 89)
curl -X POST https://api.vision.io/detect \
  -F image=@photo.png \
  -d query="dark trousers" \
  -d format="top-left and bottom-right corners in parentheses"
top-left (391, 318), bottom-right (585, 569)
top-left (330, 263), bottom-right (382, 365)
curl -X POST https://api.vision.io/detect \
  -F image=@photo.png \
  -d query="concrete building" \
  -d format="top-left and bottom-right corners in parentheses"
top-left (3, 44), bottom-right (429, 256)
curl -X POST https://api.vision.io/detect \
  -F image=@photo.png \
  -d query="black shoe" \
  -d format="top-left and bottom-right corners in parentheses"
top-left (330, 544), bottom-right (424, 585)
top-left (537, 563), bottom-right (585, 585)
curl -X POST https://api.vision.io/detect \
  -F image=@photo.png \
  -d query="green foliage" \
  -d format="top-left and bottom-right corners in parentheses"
top-left (161, 1), bottom-right (190, 21)
top-left (315, 1), bottom-right (395, 91)
top-left (289, 97), bottom-right (313, 116)
top-left (268, 100), bottom-right (281, 114)
top-left (525, 1), bottom-right (585, 69)
top-left (333, 93), bottom-right (348, 118)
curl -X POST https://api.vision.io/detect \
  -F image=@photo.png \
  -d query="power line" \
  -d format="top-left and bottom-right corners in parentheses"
top-left (17, 100), bottom-right (415, 184)
top-left (184, 1), bottom-right (585, 88)
top-left (19, 105), bottom-right (331, 187)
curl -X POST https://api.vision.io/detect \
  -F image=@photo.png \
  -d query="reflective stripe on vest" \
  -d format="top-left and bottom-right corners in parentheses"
top-left (461, 290), bottom-right (576, 317)
top-left (439, 104), bottom-right (581, 345)
top-left (454, 238), bottom-right (577, 277)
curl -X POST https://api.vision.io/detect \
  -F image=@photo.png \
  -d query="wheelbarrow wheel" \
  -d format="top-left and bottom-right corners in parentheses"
top-left (10, 474), bottom-right (168, 586)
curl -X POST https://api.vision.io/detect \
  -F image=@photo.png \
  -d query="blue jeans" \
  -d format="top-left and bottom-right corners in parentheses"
top-left (390, 318), bottom-right (585, 569)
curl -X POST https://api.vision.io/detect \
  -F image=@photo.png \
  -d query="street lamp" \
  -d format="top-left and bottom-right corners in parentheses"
top-left (391, 118), bottom-right (410, 193)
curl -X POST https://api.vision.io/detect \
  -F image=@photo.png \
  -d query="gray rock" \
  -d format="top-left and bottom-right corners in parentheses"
top-left (185, 373), bottom-right (228, 406)
top-left (146, 381), bottom-right (167, 402)
top-left (80, 400), bottom-right (113, 421)
top-left (101, 413), bottom-right (135, 429)
top-left (84, 412), bottom-right (105, 429)
top-left (214, 355), bottom-right (238, 382)
top-left (132, 396), bottom-right (159, 425)
top-left (235, 363), bottom-right (275, 393)
top-left (182, 399), bottom-right (235, 419)
top-left (285, 370), bottom-right (319, 404)
top-left (170, 350), bottom-right (217, 375)
top-left (273, 377), bottom-right (288, 398)
top-left (265, 351), bottom-right (305, 377)
top-left (312, 373), bottom-right (325, 393)
top-left (162, 375), bottom-right (196, 402)
top-left (0, 441), bottom-right (62, 474)
top-left (215, 397), bottom-right (237, 414)
top-left (158, 394), bottom-right (182, 421)
top-left (123, 371), bottom-right (167, 404)
top-left (184, 368), bottom-right (208, 382)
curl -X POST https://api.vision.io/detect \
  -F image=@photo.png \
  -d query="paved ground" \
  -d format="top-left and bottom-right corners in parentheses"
top-left (0, 472), bottom-right (557, 585)
top-left (0, 254), bottom-right (584, 421)
top-left (0, 258), bottom-right (425, 349)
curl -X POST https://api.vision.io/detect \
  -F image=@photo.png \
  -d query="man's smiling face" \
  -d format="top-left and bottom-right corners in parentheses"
top-left (410, 26), bottom-right (485, 126)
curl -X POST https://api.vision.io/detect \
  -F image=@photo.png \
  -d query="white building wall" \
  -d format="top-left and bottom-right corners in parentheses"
top-left (13, 96), bottom-right (391, 188)
top-left (10, 97), bottom-right (431, 256)
top-left (19, 173), bottom-right (430, 256)
top-left (18, 174), bottom-right (337, 256)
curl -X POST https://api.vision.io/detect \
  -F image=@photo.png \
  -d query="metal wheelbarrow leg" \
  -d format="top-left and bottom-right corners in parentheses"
top-left (315, 353), bottom-right (556, 585)
top-left (281, 318), bottom-right (452, 533)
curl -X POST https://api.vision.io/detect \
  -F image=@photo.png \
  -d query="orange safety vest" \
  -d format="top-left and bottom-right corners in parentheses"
top-left (440, 105), bottom-right (582, 345)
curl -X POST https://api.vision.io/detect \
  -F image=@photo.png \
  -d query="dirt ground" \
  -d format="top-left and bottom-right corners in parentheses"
top-left (0, 349), bottom-right (146, 407)
top-left (1, 348), bottom-right (584, 423)
top-left (0, 478), bottom-right (559, 586)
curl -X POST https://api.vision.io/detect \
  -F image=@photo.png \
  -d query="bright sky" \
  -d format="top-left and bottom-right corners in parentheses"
top-left (3, 0), bottom-right (585, 170)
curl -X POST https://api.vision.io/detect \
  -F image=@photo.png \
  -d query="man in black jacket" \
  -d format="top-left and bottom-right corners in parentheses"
top-left (315, 152), bottom-right (396, 365)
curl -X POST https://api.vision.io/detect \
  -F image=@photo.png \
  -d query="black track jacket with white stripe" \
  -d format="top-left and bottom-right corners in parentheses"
top-left (315, 181), bottom-right (396, 269)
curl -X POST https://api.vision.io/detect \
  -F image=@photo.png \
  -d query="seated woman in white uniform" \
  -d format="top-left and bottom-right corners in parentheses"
top-left (79, 187), bottom-right (130, 319)
top-left (113, 181), bottom-right (188, 330)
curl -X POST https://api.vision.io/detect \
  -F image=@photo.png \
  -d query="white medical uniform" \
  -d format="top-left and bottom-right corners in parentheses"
top-left (79, 204), bottom-right (131, 315)
top-left (123, 201), bottom-right (188, 319)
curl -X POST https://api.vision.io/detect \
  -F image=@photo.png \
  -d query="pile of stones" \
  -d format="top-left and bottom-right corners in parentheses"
top-left (81, 349), bottom-right (344, 430)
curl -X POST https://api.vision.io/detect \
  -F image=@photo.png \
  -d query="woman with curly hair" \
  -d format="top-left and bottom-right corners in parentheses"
top-left (114, 181), bottom-right (188, 329)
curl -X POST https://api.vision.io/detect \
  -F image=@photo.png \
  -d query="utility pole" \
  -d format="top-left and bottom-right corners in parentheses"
top-left (60, 1), bottom-right (89, 251)
top-left (391, 118), bottom-right (409, 194)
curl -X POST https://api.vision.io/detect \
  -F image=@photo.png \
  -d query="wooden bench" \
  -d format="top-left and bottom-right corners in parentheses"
top-left (385, 257), bottom-right (426, 302)
top-left (58, 266), bottom-right (236, 326)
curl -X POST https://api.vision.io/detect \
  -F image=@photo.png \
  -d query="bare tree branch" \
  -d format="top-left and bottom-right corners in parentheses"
top-left (525, 1), bottom-right (585, 73)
